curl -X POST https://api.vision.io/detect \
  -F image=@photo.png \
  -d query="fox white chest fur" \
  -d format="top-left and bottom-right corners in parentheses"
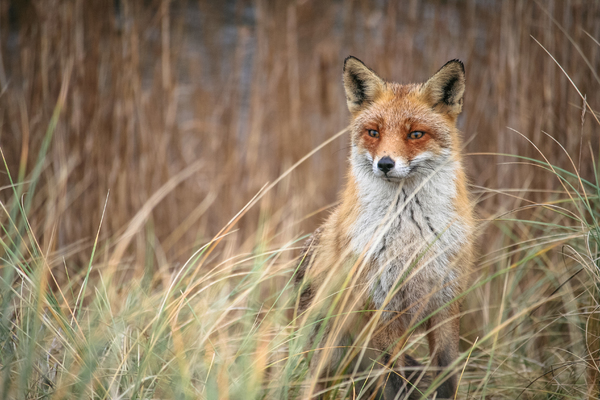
top-left (349, 147), bottom-right (470, 322)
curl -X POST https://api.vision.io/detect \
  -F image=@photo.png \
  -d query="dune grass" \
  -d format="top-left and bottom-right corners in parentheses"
top-left (0, 1), bottom-right (599, 399)
top-left (0, 108), bottom-right (598, 398)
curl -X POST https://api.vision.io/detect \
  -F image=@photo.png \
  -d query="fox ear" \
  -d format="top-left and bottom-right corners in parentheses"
top-left (343, 56), bottom-right (385, 114)
top-left (421, 59), bottom-right (465, 117)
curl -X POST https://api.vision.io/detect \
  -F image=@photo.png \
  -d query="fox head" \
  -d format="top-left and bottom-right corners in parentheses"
top-left (343, 56), bottom-right (465, 182)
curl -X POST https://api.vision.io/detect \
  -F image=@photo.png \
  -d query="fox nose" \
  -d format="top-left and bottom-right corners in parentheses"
top-left (377, 156), bottom-right (395, 174)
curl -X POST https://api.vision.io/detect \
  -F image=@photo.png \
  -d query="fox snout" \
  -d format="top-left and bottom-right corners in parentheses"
top-left (371, 155), bottom-right (412, 179)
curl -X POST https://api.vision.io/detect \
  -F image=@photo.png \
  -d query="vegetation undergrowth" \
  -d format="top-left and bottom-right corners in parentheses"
top-left (0, 94), bottom-right (598, 399)
top-left (0, 1), bottom-right (599, 399)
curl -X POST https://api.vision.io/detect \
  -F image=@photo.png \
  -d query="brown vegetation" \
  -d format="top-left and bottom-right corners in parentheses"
top-left (1, 1), bottom-right (598, 264)
top-left (0, 1), bottom-right (598, 398)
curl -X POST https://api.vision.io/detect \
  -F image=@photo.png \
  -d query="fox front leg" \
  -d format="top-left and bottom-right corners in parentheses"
top-left (366, 328), bottom-right (426, 400)
top-left (426, 305), bottom-right (460, 399)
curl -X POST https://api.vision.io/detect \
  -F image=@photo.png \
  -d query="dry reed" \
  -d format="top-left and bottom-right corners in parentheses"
top-left (0, 0), bottom-right (598, 399)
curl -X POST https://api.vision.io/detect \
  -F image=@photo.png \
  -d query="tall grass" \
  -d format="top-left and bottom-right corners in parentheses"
top-left (0, 0), bottom-right (599, 399)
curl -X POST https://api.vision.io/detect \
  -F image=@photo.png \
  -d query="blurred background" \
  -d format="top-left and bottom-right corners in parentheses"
top-left (0, 0), bottom-right (599, 274)
top-left (1, 2), bottom-right (600, 398)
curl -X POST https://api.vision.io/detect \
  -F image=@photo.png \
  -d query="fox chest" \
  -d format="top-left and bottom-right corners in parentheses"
top-left (348, 183), bottom-right (467, 319)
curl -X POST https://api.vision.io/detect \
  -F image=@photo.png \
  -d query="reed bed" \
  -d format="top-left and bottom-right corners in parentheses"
top-left (0, 0), bottom-right (598, 398)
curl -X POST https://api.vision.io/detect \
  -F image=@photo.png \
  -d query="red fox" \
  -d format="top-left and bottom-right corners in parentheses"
top-left (295, 57), bottom-right (475, 399)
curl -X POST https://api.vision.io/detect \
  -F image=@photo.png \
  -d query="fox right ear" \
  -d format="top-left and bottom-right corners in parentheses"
top-left (343, 56), bottom-right (385, 114)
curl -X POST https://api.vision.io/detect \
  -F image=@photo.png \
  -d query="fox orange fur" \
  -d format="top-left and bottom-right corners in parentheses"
top-left (295, 57), bottom-right (475, 399)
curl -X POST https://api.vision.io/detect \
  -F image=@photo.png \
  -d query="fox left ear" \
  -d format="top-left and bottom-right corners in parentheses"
top-left (421, 59), bottom-right (465, 117)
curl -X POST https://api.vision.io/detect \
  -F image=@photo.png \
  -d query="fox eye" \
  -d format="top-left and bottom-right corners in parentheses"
top-left (409, 131), bottom-right (424, 139)
top-left (367, 129), bottom-right (380, 138)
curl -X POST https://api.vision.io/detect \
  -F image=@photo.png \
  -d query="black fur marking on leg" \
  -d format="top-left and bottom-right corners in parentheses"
top-left (436, 380), bottom-right (455, 399)
top-left (434, 350), bottom-right (456, 399)
top-left (294, 264), bottom-right (306, 283)
top-left (380, 354), bottom-right (427, 400)
top-left (298, 284), bottom-right (313, 311)
top-left (436, 348), bottom-right (452, 368)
